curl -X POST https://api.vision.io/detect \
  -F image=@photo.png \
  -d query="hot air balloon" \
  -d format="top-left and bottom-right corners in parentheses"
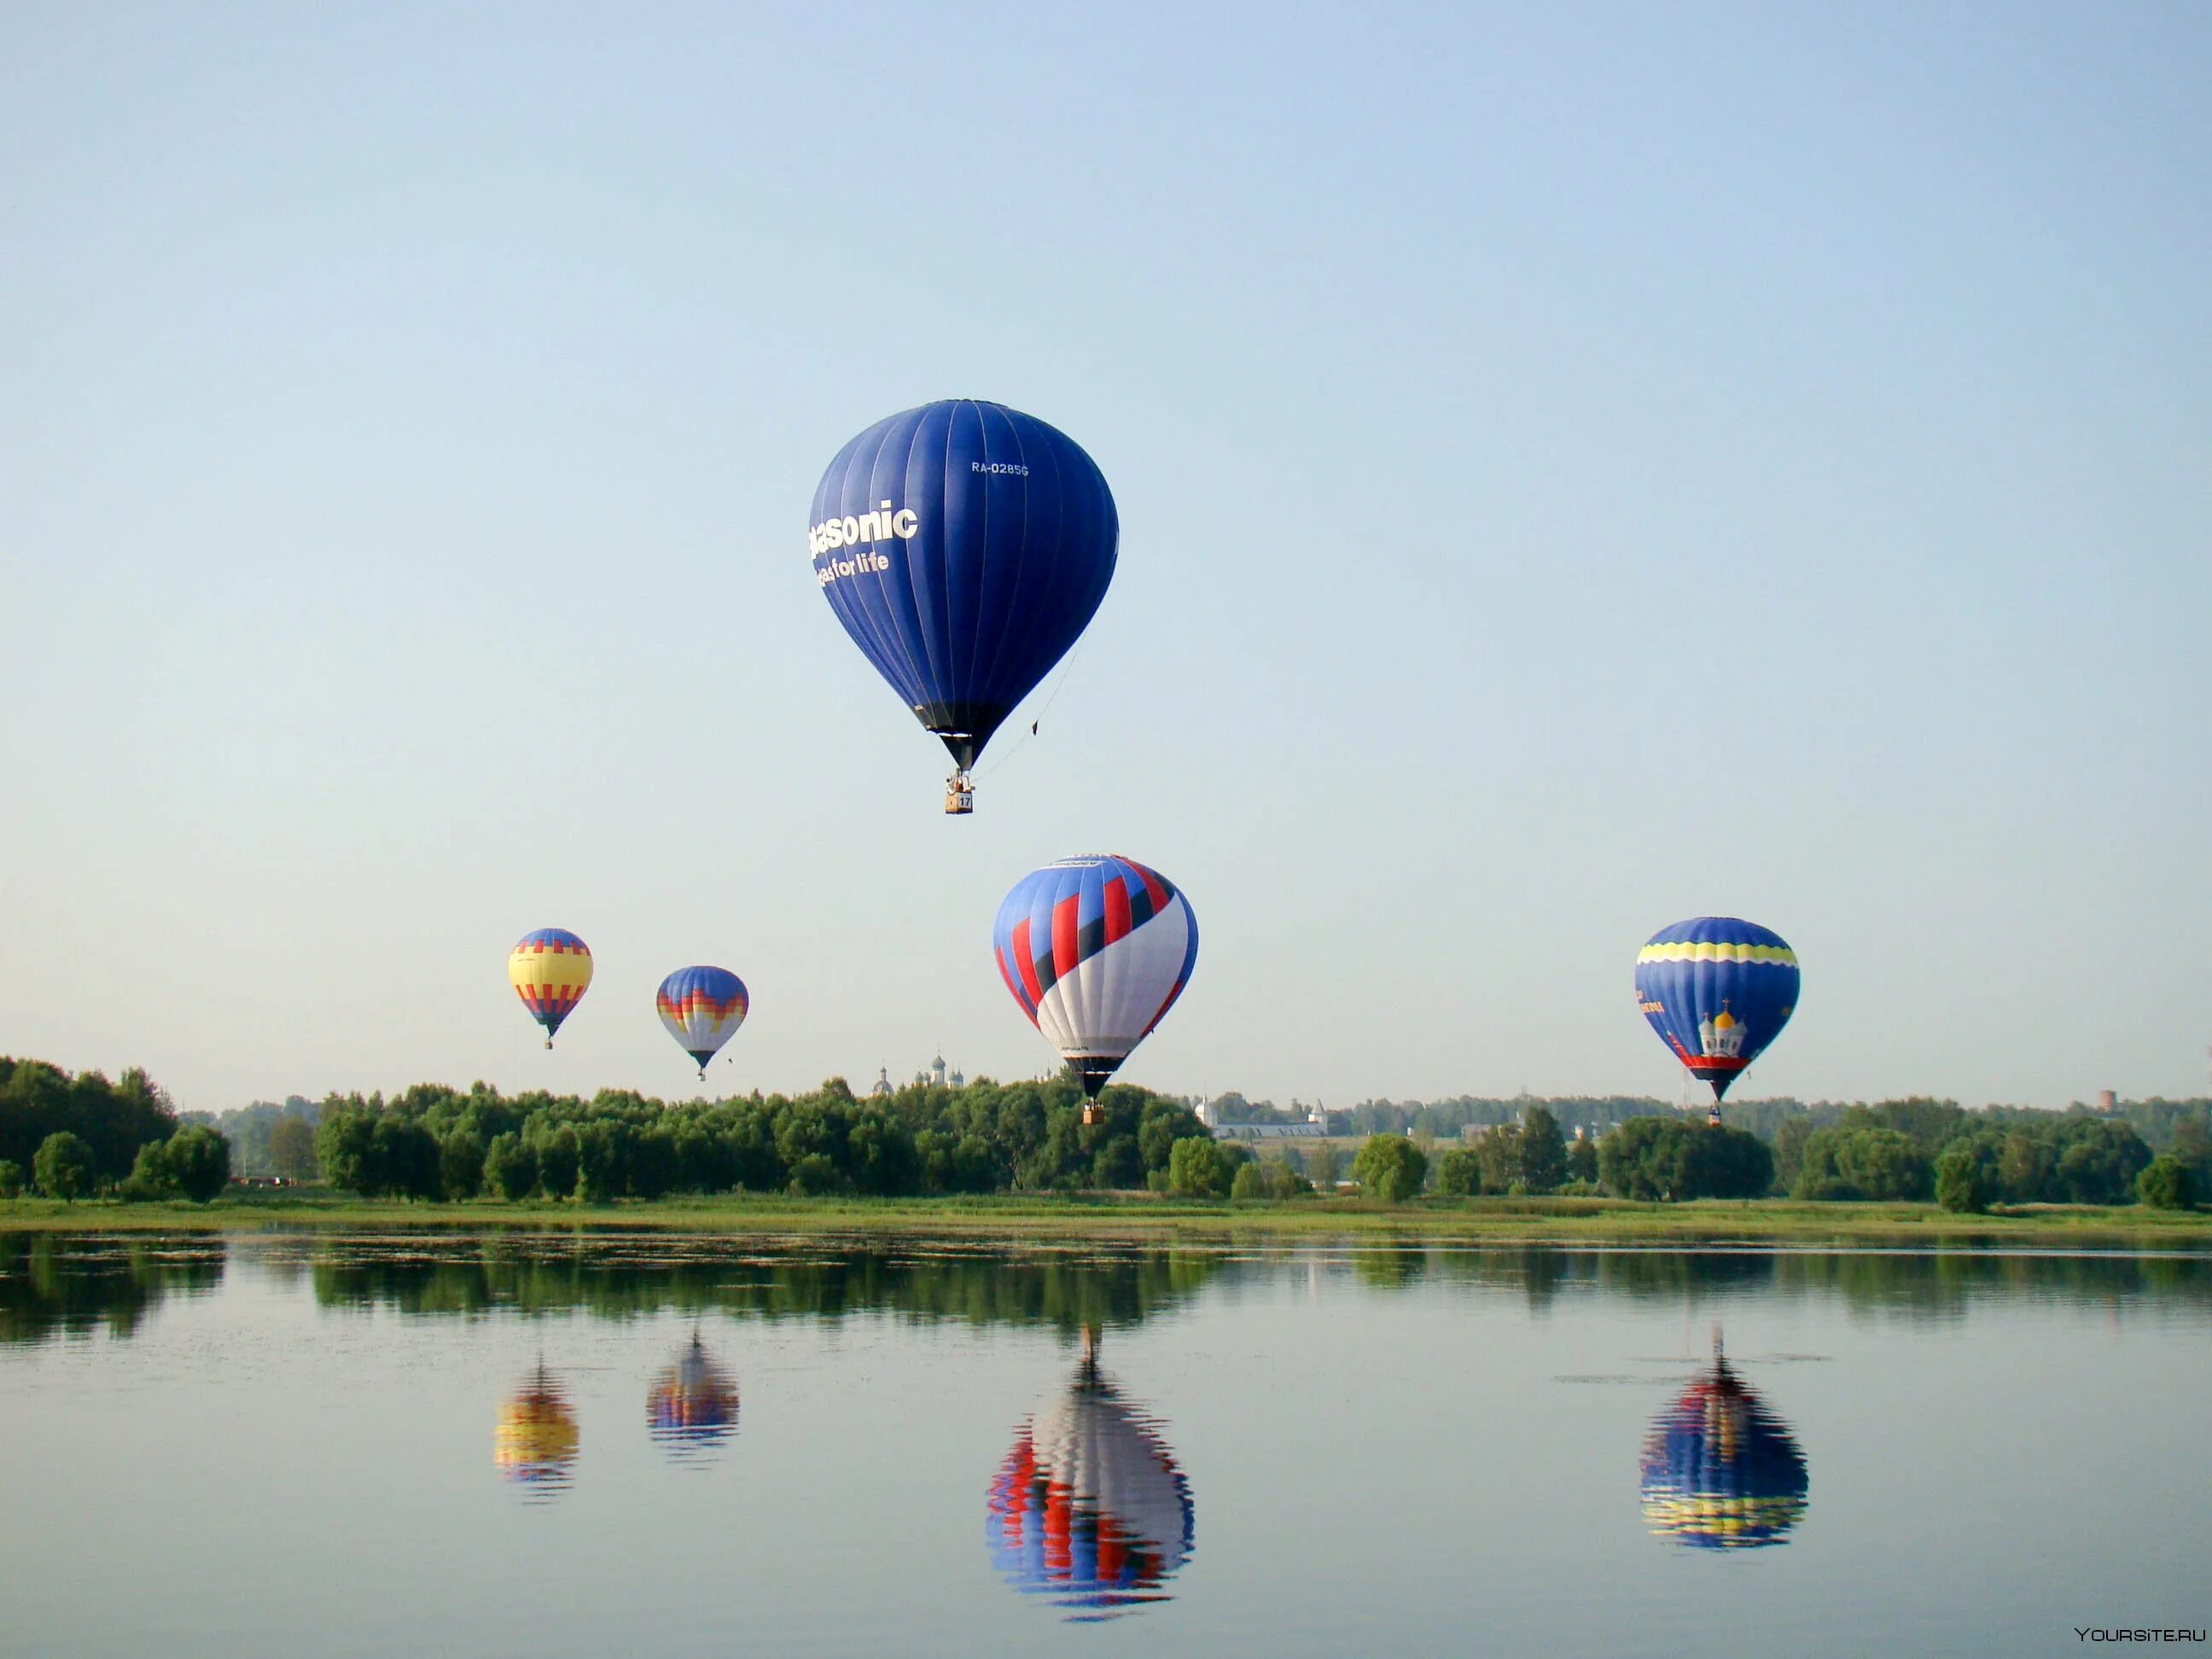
top-left (495, 1362), bottom-right (579, 1500)
top-left (509, 928), bottom-right (592, 1049)
top-left (1633, 917), bottom-right (1799, 1125)
top-left (655, 966), bottom-right (749, 1079)
top-left (1639, 1339), bottom-right (1808, 1549)
top-left (987, 1329), bottom-right (1193, 1621)
top-left (647, 1332), bottom-right (739, 1462)
top-left (808, 399), bottom-right (1118, 814)
top-left (993, 856), bottom-right (1197, 1098)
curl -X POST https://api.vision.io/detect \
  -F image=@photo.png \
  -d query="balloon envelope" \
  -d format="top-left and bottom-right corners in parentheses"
top-left (655, 965), bottom-right (749, 1075)
top-left (509, 928), bottom-right (592, 1045)
top-left (1633, 917), bottom-right (1799, 1102)
top-left (1639, 1357), bottom-right (1808, 1548)
top-left (809, 399), bottom-right (1117, 770)
top-left (987, 1355), bottom-right (1193, 1618)
top-left (993, 855), bottom-right (1197, 1097)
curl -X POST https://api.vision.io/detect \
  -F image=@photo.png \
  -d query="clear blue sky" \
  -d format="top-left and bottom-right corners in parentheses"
top-left (3, 2), bottom-right (2206, 1115)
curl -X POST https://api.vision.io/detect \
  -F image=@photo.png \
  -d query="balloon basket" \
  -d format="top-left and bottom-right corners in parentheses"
top-left (944, 771), bottom-right (975, 815)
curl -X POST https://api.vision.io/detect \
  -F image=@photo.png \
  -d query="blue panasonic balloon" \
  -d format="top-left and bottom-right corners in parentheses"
top-left (808, 400), bottom-right (1117, 800)
top-left (1633, 917), bottom-right (1800, 1110)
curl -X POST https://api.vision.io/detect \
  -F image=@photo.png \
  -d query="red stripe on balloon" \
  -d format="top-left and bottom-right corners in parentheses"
top-left (1051, 895), bottom-right (1079, 979)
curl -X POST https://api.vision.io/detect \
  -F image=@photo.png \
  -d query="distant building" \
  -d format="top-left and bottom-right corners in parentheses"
top-left (886, 1056), bottom-right (965, 1092)
top-left (1194, 1097), bottom-right (1328, 1140)
top-left (2097, 1088), bottom-right (2118, 1115)
top-left (1214, 1121), bottom-right (1326, 1142)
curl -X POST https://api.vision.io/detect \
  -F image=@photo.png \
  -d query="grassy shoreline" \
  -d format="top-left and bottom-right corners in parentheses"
top-left (3, 1190), bottom-right (2209, 1248)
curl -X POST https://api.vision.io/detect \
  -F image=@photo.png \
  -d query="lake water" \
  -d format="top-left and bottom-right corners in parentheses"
top-left (3, 1232), bottom-right (2206, 1657)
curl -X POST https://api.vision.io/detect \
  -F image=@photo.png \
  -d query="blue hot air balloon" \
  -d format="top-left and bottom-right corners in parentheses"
top-left (1634, 917), bottom-right (1800, 1123)
top-left (808, 400), bottom-right (1118, 813)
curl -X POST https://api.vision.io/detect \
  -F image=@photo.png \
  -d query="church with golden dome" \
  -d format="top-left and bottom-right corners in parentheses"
top-left (1697, 1003), bottom-right (1748, 1060)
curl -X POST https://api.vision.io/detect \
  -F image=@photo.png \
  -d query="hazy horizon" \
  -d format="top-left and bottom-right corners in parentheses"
top-left (5, 3), bottom-right (2207, 1116)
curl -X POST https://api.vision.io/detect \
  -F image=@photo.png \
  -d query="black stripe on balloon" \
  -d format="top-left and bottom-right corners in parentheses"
top-left (1128, 885), bottom-right (1155, 929)
top-left (1032, 952), bottom-right (1058, 996)
top-left (1075, 915), bottom-right (1106, 962)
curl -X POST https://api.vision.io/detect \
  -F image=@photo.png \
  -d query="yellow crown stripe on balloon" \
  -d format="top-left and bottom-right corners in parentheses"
top-left (510, 951), bottom-right (595, 992)
top-left (1636, 941), bottom-right (1799, 966)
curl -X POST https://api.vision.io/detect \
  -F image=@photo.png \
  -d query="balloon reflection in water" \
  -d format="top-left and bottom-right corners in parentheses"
top-left (647, 1333), bottom-right (739, 1463)
top-left (1639, 1340), bottom-right (1808, 1549)
top-left (495, 1362), bottom-right (579, 1501)
top-left (987, 1329), bottom-right (1194, 1621)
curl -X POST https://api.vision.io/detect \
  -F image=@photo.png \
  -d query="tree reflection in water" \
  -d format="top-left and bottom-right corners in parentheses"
top-left (0, 1233), bottom-right (225, 1344)
top-left (987, 1326), bottom-right (1195, 1621)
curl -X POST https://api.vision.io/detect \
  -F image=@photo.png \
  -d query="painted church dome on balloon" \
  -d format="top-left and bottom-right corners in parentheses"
top-left (647, 1333), bottom-right (739, 1462)
top-left (1639, 1349), bottom-right (1809, 1549)
top-left (986, 1331), bottom-right (1194, 1620)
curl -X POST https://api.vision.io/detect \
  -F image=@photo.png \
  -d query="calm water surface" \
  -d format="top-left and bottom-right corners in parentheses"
top-left (3, 1233), bottom-right (2206, 1657)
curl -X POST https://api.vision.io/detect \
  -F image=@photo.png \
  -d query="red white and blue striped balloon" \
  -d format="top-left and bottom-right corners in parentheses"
top-left (655, 965), bottom-right (749, 1077)
top-left (992, 856), bottom-right (1197, 1097)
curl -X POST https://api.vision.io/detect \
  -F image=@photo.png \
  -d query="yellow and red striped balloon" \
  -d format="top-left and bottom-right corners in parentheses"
top-left (509, 928), bottom-right (592, 1048)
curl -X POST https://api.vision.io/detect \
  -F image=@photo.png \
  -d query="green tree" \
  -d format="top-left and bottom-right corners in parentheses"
top-left (373, 1118), bottom-right (440, 1200)
top-left (1934, 1145), bottom-right (1988, 1213)
top-left (1598, 1116), bottom-right (1681, 1200)
top-left (483, 1132), bottom-right (538, 1201)
top-left (164, 1126), bottom-right (231, 1202)
top-left (1679, 1125), bottom-right (1773, 1199)
top-left (1517, 1106), bottom-right (1567, 1194)
top-left (2137, 1155), bottom-right (2197, 1211)
top-left (574, 1120), bottom-right (632, 1202)
top-left (2171, 1116), bottom-right (2212, 1185)
top-left (1566, 1135), bottom-right (1598, 1184)
top-left (1230, 1159), bottom-right (1310, 1201)
top-left (1303, 1142), bottom-right (1342, 1189)
top-left (1471, 1126), bottom-right (1519, 1194)
top-left (535, 1125), bottom-right (580, 1200)
top-left (1434, 1146), bottom-right (1481, 1197)
top-left (1796, 1127), bottom-right (1930, 1201)
top-left (1091, 1134), bottom-right (1144, 1189)
top-left (439, 1130), bottom-right (486, 1201)
top-left (1167, 1136), bottom-right (1231, 1197)
top-left (0, 1160), bottom-right (22, 1197)
top-left (269, 1115), bottom-right (318, 1182)
top-left (1352, 1134), bottom-right (1428, 1203)
top-left (1773, 1116), bottom-right (1816, 1193)
top-left (123, 1140), bottom-right (175, 1200)
top-left (316, 1107), bottom-right (380, 1194)
top-left (33, 1132), bottom-right (94, 1201)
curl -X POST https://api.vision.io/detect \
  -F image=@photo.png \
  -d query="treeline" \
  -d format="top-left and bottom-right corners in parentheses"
top-left (193, 1097), bottom-right (321, 1179)
top-left (1249, 1098), bottom-right (2203, 1208)
top-left (1327, 1108), bottom-right (1775, 1203)
top-left (1774, 1100), bottom-right (2191, 1210)
top-left (1324, 1090), bottom-right (2212, 1158)
top-left (310, 1074), bottom-right (1209, 1201)
top-left (1228, 1093), bottom-right (1680, 1137)
top-left (0, 1057), bottom-right (231, 1202)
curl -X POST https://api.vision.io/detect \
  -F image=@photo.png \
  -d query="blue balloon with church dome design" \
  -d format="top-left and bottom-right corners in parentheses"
top-left (1633, 917), bottom-right (1800, 1106)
